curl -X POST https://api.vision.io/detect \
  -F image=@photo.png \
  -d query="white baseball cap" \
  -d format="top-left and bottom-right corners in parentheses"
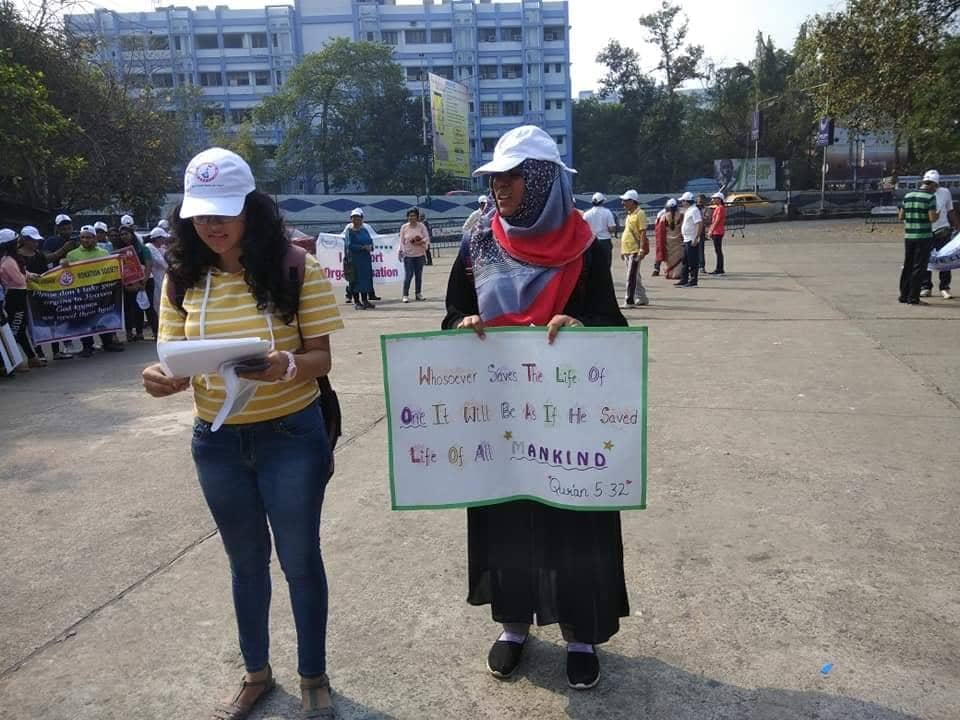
top-left (591, 192), bottom-right (606, 203)
top-left (0, 228), bottom-right (16, 245)
top-left (180, 147), bottom-right (256, 219)
top-left (93, 221), bottom-right (109, 232)
top-left (79, 225), bottom-right (97, 237)
top-left (20, 226), bottom-right (43, 241)
top-left (711, 191), bottom-right (725, 200)
top-left (478, 195), bottom-right (488, 204)
top-left (680, 191), bottom-right (695, 202)
top-left (149, 227), bottom-right (170, 239)
top-left (55, 214), bottom-right (72, 225)
top-left (620, 189), bottom-right (640, 203)
top-left (120, 214), bottom-right (135, 227)
top-left (666, 198), bottom-right (678, 208)
top-left (923, 169), bottom-right (940, 184)
top-left (158, 219), bottom-right (170, 230)
top-left (473, 125), bottom-right (576, 176)
top-left (350, 208), bottom-right (364, 218)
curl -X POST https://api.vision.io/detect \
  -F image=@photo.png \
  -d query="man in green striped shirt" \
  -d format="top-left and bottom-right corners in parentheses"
top-left (897, 177), bottom-right (939, 304)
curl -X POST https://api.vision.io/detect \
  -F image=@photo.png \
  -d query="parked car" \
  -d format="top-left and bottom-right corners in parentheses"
top-left (725, 192), bottom-right (783, 220)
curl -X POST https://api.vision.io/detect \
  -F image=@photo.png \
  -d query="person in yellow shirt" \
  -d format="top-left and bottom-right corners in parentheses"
top-left (141, 148), bottom-right (343, 720)
top-left (619, 189), bottom-right (649, 306)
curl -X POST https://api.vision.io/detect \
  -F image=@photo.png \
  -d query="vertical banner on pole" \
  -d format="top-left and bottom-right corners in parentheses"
top-left (428, 73), bottom-right (470, 178)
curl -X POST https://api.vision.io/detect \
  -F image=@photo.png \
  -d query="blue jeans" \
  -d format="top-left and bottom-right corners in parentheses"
top-left (403, 255), bottom-right (425, 296)
top-left (191, 400), bottom-right (331, 677)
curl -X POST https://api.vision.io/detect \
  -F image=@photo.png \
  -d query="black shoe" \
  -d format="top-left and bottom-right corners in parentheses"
top-left (908, 300), bottom-right (929, 305)
top-left (79, 347), bottom-right (94, 358)
top-left (368, 294), bottom-right (382, 301)
top-left (354, 302), bottom-right (364, 310)
top-left (674, 281), bottom-right (688, 287)
top-left (686, 282), bottom-right (698, 287)
top-left (898, 296), bottom-right (908, 303)
top-left (487, 637), bottom-right (526, 679)
top-left (363, 301), bottom-right (376, 310)
top-left (567, 650), bottom-right (600, 690)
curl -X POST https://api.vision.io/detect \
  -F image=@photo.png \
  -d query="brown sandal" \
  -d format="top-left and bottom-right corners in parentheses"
top-left (210, 664), bottom-right (276, 720)
top-left (300, 673), bottom-right (336, 719)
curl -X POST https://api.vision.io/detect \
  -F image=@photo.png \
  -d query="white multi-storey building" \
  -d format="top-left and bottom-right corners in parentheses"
top-left (66, 0), bottom-right (573, 192)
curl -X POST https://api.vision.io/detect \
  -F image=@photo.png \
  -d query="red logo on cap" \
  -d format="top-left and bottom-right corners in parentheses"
top-left (195, 162), bottom-right (219, 183)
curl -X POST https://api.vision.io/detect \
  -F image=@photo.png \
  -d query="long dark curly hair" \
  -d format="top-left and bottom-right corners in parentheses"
top-left (165, 190), bottom-right (299, 324)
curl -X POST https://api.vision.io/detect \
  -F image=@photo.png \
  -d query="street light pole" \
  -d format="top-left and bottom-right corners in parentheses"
top-left (754, 93), bottom-right (760, 193)
top-left (820, 92), bottom-right (828, 214)
top-left (419, 53), bottom-right (431, 204)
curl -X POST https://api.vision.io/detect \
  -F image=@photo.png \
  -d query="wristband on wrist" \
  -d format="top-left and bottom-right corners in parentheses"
top-left (280, 350), bottom-right (298, 382)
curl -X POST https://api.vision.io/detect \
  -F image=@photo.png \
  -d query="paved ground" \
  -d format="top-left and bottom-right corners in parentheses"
top-left (1, 219), bottom-right (958, 719)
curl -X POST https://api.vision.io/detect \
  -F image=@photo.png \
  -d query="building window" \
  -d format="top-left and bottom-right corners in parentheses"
top-left (254, 70), bottom-right (270, 86)
top-left (430, 28), bottom-right (452, 43)
top-left (177, 73), bottom-right (192, 85)
top-left (366, 31), bottom-right (375, 41)
top-left (147, 35), bottom-right (169, 51)
top-left (381, 30), bottom-right (399, 45)
top-left (195, 34), bottom-right (219, 50)
top-left (432, 65), bottom-right (453, 79)
top-left (468, 101), bottom-right (474, 112)
top-left (555, 63), bottom-right (563, 73)
top-left (480, 101), bottom-right (499, 117)
top-left (544, 26), bottom-right (564, 42)
top-left (199, 71), bottom-right (222, 87)
top-left (227, 71), bottom-right (250, 87)
top-left (119, 35), bottom-right (141, 52)
top-left (477, 28), bottom-right (497, 43)
top-left (405, 29), bottom-right (426, 44)
top-left (479, 65), bottom-right (498, 80)
top-left (502, 64), bottom-right (522, 79)
top-left (458, 65), bottom-right (472, 80)
top-left (501, 27), bottom-right (521, 42)
top-left (481, 137), bottom-right (497, 152)
top-left (250, 32), bottom-right (268, 48)
top-left (173, 35), bottom-right (183, 51)
top-left (275, 71), bottom-right (283, 86)
top-left (406, 67), bottom-right (425, 82)
top-left (223, 33), bottom-right (244, 49)
top-left (547, 99), bottom-right (564, 110)
top-left (153, 73), bottom-right (174, 88)
top-left (502, 100), bottom-right (523, 116)
top-left (554, 134), bottom-right (565, 145)
top-left (230, 108), bottom-right (252, 124)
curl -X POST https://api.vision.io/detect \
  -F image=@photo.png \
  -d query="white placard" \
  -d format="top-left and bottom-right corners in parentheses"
top-left (312, 232), bottom-right (403, 285)
top-left (380, 327), bottom-right (648, 511)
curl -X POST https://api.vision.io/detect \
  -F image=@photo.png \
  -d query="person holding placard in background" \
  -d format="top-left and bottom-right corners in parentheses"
top-left (442, 126), bottom-right (629, 691)
top-left (141, 147), bottom-right (344, 720)
top-left (64, 225), bottom-right (125, 357)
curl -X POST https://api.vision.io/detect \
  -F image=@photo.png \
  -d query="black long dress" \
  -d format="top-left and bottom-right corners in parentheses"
top-left (442, 239), bottom-right (630, 644)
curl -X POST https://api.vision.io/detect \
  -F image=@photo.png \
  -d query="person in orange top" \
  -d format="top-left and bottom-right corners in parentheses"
top-left (706, 191), bottom-right (727, 275)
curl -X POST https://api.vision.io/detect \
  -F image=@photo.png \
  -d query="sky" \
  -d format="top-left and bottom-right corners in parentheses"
top-left (35, 0), bottom-right (844, 94)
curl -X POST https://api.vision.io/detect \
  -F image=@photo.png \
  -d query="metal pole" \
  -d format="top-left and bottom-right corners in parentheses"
top-left (820, 94), bottom-right (828, 214)
top-left (420, 55), bottom-right (431, 202)
top-left (754, 95), bottom-right (759, 194)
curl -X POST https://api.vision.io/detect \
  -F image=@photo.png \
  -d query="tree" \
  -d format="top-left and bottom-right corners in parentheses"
top-left (638, 0), bottom-right (703, 93)
top-left (256, 38), bottom-right (422, 194)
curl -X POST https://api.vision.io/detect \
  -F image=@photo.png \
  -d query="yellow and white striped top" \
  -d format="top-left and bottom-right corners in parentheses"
top-left (158, 254), bottom-right (343, 424)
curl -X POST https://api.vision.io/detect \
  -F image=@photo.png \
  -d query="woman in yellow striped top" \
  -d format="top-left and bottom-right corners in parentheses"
top-left (141, 148), bottom-right (342, 720)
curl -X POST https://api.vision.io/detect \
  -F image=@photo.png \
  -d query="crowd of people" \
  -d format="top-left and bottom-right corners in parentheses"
top-left (0, 212), bottom-right (171, 378)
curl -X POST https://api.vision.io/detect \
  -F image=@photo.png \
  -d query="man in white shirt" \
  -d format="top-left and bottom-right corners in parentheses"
top-left (462, 196), bottom-right (489, 235)
top-left (676, 191), bottom-right (702, 288)
top-left (583, 192), bottom-right (617, 267)
top-left (920, 170), bottom-right (956, 300)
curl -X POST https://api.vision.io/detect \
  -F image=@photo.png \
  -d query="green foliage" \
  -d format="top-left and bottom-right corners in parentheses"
top-left (206, 119), bottom-right (268, 185)
top-left (256, 38), bottom-right (425, 194)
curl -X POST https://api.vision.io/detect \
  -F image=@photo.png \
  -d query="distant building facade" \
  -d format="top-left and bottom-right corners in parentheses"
top-left (66, 0), bottom-right (573, 192)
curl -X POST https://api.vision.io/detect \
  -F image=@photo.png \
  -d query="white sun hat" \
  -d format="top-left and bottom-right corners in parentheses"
top-left (711, 191), bottom-right (725, 199)
top-left (666, 198), bottom-right (678, 208)
top-left (473, 125), bottom-right (576, 176)
top-left (0, 229), bottom-right (16, 245)
top-left (478, 195), bottom-right (488, 204)
top-left (592, 192), bottom-right (606, 203)
top-left (180, 147), bottom-right (256, 219)
top-left (120, 214), bottom-right (135, 227)
top-left (55, 214), bottom-right (72, 225)
top-left (93, 221), bottom-right (109, 232)
top-left (20, 226), bottom-right (43, 241)
top-left (923, 169), bottom-right (940, 184)
top-left (349, 208), bottom-right (364, 218)
top-left (79, 225), bottom-right (97, 237)
top-left (158, 219), bottom-right (170, 230)
top-left (680, 191), bottom-right (695, 203)
top-left (149, 227), bottom-right (170, 239)
top-left (620, 189), bottom-right (640, 203)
